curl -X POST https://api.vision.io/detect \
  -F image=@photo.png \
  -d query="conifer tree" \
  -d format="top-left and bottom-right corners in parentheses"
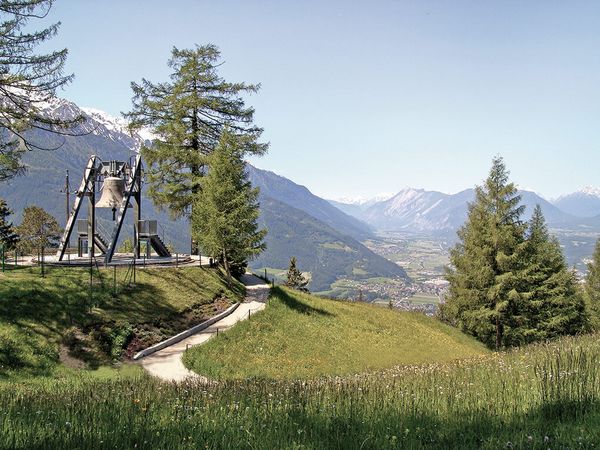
top-left (585, 238), bottom-right (600, 329)
top-left (521, 205), bottom-right (587, 340)
top-left (0, 198), bottom-right (18, 250)
top-left (285, 256), bottom-right (309, 291)
top-left (442, 157), bottom-right (527, 349)
top-left (191, 129), bottom-right (266, 285)
top-left (0, 0), bottom-right (83, 181)
top-left (125, 45), bottom-right (267, 219)
top-left (15, 205), bottom-right (61, 255)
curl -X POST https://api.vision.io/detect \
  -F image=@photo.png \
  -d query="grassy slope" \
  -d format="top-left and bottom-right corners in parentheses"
top-left (0, 266), bottom-right (244, 378)
top-left (2, 334), bottom-right (600, 448)
top-left (183, 287), bottom-right (487, 379)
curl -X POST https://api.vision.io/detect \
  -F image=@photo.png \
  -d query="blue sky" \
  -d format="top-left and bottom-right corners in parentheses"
top-left (41, 1), bottom-right (600, 199)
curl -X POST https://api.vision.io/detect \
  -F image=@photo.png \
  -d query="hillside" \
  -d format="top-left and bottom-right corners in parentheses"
top-left (246, 164), bottom-right (372, 240)
top-left (183, 286), bottom-right (487, 379)
top-left (251, 196), bottom-right (408, 291)
top-left (0, 266), bottom-right (243, 378)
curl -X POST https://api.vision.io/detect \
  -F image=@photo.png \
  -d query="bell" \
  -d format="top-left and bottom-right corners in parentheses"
top-left (96, 176), bottom-right (125, 209)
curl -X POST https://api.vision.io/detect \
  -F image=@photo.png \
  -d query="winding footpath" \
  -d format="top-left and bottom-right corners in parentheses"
top-left (140, 274), bottom-right (270, 382)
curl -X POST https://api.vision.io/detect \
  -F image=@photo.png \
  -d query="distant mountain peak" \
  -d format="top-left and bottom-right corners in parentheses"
top-left (36, 96), bottom-right (154, 152)
top-left (580, 186), bottom-right (600, 198)
top-left (332, 192), bottom-right (395, 206)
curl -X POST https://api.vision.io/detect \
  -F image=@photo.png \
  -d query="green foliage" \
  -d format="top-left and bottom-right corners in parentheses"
top-left (520, 205), bottom-right (587, 340)
top-left (117, 237), bottom-right (134, 253)
top-left (442, 157), bottom-right (586, 349)
top-left (0, 197), bottom-right (18, 250)
top-left (192, 130), bottom-right (266, 282)
top-left (125, 44), bottom-right (267, 219)
top-left (15, 205), bottom-right (61, 254)
top-left (183, 286), bottom-right (486, 379)
top-left (0, 0), bottom-right (83, 181)
top-left (284, 256), bottom-right (309, 291)
top-left (585, 238), bottom-right (600, 329)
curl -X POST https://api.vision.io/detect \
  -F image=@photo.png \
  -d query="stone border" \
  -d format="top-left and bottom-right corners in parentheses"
top-left (133, 302), bottom-right (241, 360)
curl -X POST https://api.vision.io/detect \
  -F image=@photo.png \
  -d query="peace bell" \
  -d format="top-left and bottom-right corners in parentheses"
top-left (96, 176), bottom-right (125, 209)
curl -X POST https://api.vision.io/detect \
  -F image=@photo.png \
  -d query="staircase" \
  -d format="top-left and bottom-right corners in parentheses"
top-left (94, 233), bottom-right (109, 254)
top-left (150, 235), bottom-right (171, 257)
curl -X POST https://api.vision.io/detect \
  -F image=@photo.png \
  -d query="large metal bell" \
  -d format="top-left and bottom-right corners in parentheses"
top-left (96, 176), bottom-right (125, 209)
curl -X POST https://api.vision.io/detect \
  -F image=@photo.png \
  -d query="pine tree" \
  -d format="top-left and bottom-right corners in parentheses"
top-left (0, 198), bottom-right (18, 250)
top-left (0, 0), bottom-right (83, 181)
top-left (521, 205), bottom-right (587, 340)
top-left (285, 256), bottom-right (309, 291)
top-left (15, 205), bottom-right (61, 255)
top-left (585, 238), bottom-right (600, 329)
top-left (125, 45), bottom-right (268, 220)
top-left (442, 157), bottom-right (527, 349)
top-left (191, 129), bottom-right (266, 285)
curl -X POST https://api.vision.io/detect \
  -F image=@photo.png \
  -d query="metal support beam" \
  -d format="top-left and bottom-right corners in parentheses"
top-left (57, 156), bottom-right (97, 261)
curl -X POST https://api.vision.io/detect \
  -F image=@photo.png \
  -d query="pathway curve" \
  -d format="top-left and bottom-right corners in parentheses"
top-left (140, 274), bottom-right (270, 382)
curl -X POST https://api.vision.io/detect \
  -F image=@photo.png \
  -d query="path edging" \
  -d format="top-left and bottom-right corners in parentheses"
top-left (133, 302), bottom-right (241, 360)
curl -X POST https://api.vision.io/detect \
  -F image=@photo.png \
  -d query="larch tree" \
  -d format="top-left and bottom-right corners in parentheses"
top-left (0, 0), bottom-right (83, 181)
top-left (191, 129), bottom-right (266, 285)
top-left (0, 197), bottom-right (18, 249)
top-left (442, 157), bottom-right (527, 349)
top-left (520, 205), bottom-right (587, 340)
top-left (124, 44), bottom-right (268, 221)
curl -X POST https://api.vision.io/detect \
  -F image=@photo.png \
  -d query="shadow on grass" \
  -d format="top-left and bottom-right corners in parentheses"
top-left (0, 267), bottom-right (178, 373)
top-left (273, 287), bottom-right (334, 317)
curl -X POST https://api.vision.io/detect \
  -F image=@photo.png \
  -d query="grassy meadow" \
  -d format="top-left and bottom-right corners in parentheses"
top-left (2, 273), bottom-right (600, 448)
top-left (0, 265), bottom-right (244, 378)
top-left (1, 334), bottom-right (600, 449)
top-left (183, 287), bottom-right (487, 379)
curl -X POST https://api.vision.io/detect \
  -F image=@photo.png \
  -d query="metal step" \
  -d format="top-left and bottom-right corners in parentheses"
top-left (149, 235), bottom-right (171, 257)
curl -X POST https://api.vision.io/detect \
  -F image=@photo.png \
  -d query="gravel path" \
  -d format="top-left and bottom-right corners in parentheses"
top-left (140, 274), bottom-right (270, 382)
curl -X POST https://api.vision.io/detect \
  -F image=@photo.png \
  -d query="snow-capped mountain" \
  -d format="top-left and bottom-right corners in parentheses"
top-left (554, 187), bottom-right (600, 218)
top-left (37, 96), bottom-right (152, 152)
top-left (333, 193), bottom-right (395, 207)
top-left (333, 188), bottom-right (575, 233)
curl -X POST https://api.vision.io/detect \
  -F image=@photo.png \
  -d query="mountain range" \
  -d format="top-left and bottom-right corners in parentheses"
top-left (0, 97), bottom-right (406, 292)
top-left (2, 96), bottom-right (600, 290)
top-left (330, 188), bottom-right (600, 234)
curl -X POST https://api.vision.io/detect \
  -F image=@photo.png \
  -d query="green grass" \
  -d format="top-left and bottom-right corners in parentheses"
top-left (182, 287), bottom-right (487, 379)
top-left (409, 293), bottom-right (441, 304)
top-left (2, 334), bottom-right (600, 448)
top-left (0, 265), bottom-right (244, 378)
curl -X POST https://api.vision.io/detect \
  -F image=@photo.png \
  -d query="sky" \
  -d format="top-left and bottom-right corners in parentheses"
top-left (37, 0), bottom-right (600, 200)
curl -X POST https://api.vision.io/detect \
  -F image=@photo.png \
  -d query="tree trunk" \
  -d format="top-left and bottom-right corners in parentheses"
top-left (222, 248), bottom-right (232, 287)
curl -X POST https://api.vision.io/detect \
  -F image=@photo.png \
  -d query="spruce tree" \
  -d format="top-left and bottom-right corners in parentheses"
top-left (191, 129), bottom-right (266, 285)
top-left (285, 256), bottom-right (309, 291)
top-left (0, 198), bottom-right (18, 250)
top-left (125, 45), bottom-right (268, 219)
top-left (0, 0), bottom-right (83, 181)
top-left (442, 157), bottom-right (527, 349)
top-left (521, 205), bottom-right (587, 340)
top-left (585, 238), bottom-right (600, 329)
